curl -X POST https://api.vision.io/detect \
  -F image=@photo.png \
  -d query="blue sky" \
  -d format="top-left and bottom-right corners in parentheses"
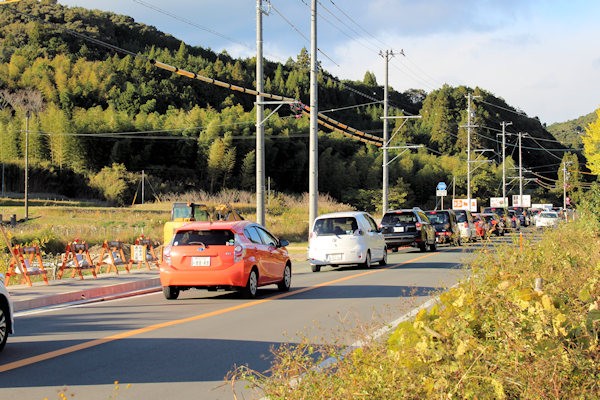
top-left (57, 0), bottom-right (600, 125)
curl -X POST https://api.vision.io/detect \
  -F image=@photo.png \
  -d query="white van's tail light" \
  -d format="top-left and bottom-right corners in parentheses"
top-left (163, 245), bottom-right (172, 265)
top-left (415, 222), bottom-right (422, 230)
top-left (234, 243), bottom-right (245, 263)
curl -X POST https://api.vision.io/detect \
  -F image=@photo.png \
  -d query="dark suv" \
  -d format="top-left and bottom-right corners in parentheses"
top-left (425, 209), bottom-right (462, 246)
top-left (380, 208), bottom-right (437, 252)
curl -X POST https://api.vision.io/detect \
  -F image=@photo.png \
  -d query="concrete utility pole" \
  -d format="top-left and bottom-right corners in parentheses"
top-left (518, 132), bottom-right (523, 208)
top-left (465, 93), bottom-right (479, 211)
top-left (308, 0), bottom-right (318, 229)
top-left (500, 121), bottom-right (512, 206)
top-left (24, 111), bottom-right (29, 220)
top-left (380, 114), bottom-right (421, 210)
top-left (380, 50), bottom-right (394, 214)
top-left (562, 160), bottom-right (572, 210)
top-left (255, 0), bottom-right (268, 226)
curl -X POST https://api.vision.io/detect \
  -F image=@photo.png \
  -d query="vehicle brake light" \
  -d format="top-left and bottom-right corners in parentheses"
top-left (464, 222), bottom-right (469, 228)
top-left (163, 245), bottom-right (172, 265)
top-left (234, 243), bottom-right (245, 263)
top-left (415, 222), bottom-right (422, 229)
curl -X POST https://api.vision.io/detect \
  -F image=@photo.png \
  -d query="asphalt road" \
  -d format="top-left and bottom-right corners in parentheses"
top-left (0, 236), bottom-right (522, 400)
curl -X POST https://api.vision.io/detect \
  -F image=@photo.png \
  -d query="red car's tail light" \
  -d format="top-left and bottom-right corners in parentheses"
top-left (163, 245), bottom-right (172, 265)
top-left (234, 243), bottom-right (245, 263)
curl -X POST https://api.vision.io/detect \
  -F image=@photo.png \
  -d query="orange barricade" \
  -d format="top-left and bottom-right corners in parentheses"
top-left (96, 240), bottom-right (128, 275)
top-left (6, 245), bottom-right (49, 286)
top-left (57, 240), bottom-right (97, 280)
top-left (128, 236), bottom-right (159, 270)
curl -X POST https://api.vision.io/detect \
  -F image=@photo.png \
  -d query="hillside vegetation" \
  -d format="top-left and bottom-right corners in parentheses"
top-left (0, 0), bottom-right (587, 212)
top-left (547, 111), bottom-right (596, 150)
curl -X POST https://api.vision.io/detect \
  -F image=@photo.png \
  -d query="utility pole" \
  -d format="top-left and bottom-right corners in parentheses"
top-left (465, 93), bottom-right (479, 212)
top-left (308, 0), bottom-right (318, 229)
top-left (500, 121), bottom-right (512, 206)
top-left (562, 160), bottom-right (572, 210)
top-left (380, 49), bottom-right (394, 214)
top-left (255, 0), bottom-right (268, 226)
top-left (518, 132), bottom-right (523, 208)
top-left (24, 111), bottom-right (29, 220)
top-left (141, 169), bottom-right (145, 204)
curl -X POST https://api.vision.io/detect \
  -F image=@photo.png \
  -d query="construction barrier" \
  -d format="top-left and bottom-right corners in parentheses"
top-left (128, 236), bottom-right (159, 270)
top-left (6, 245), bottom-right (49, 286)
top-left (96, 240), bottom-right (129, 275)
top-left (57, 240), bottom-right (97, 280)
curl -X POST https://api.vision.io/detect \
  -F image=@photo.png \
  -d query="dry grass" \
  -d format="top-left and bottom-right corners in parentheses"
top-left (0, 190), bottom-right (353, 274)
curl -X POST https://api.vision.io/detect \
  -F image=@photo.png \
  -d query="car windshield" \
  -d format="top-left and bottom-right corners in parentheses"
top-left (426, 212), bottom-right (449, 224)
top-left (314, 217), bottom-right (358, 235)
top-left (172, 229), bottom-right (235, 246)
top-left (455, 212), bottom-right (467, 223)
top-left (540, 212), bottom-right (558, 219)
top-left (381, 213), bottom-right (416, 225)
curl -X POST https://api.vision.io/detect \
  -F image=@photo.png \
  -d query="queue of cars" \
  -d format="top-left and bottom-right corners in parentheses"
top-left (157, 204), bottom-right (556, 301)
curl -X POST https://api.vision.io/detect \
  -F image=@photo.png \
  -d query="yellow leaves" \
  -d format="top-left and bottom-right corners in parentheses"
top-left (541, 295), bottom-right (555, 311)
top-left (497, 280), bottom-right (511, 291)
top-left (454, 339), bottom-right (470, 358)
top-left (552, 313), bottom-right (568, 336)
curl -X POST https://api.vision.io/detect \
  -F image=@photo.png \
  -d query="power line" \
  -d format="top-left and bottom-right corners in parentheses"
top-left (131, 0), bottom-right (253, 53)
top-left (326, 0), bottom-right (391, 50)
top-left (270, 3), bottom-right (339, 67)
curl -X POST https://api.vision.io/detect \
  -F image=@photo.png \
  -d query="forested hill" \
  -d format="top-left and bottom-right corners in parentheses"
top-left (0, 0), bottom-right (577, 209)
top-left (547, 111), bottom-right (596, 150)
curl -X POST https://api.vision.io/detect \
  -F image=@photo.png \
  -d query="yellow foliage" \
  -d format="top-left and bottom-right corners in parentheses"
top-left (541, 294), bottom-right (555, 311)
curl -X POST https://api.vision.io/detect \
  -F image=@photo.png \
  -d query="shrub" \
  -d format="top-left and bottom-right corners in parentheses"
top-left (234, 215), bottom-right (600, 399)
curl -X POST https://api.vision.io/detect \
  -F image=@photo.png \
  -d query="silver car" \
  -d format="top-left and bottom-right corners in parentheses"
top-left (0, 273), bottom-right (14, 352)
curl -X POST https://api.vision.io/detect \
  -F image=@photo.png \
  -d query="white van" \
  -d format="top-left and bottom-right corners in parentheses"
top-left (307, 211), bottom-right (387, 272)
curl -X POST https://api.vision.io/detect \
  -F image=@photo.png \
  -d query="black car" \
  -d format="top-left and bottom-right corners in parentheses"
top-left (380, 208), bottom-right (437, 252)
top-left (509, 206), bottom-right (530, 227)
top-left (425, 209), bottom-right (462, 246)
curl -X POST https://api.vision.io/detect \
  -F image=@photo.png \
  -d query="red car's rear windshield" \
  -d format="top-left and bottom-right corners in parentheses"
top-left (172, 229), bottom-right (235, 246)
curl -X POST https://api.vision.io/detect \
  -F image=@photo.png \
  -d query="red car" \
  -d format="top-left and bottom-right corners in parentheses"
top-left (160, 220), bottom-right (291, 299)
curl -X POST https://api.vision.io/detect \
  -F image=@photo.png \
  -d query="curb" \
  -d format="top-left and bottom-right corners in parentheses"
top-left (12, 277), bottom-right (161, 312)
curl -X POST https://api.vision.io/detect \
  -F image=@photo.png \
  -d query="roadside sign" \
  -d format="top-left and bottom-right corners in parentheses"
top-left (490, 197), bottom-right (508, 207)
top-left (436, 182), bottom-right (447, 191)
top-left (512, 195), bottom-right (531, 207)
top-left (453, 198), bottom-right (477, 212)
top-left (436, 189), bottom-right (447, 197)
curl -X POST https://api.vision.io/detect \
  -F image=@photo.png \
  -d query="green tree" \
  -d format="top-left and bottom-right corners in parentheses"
top-left (206, 134), bottom-right (236, 192)
top-left (89, 163), bottom-right (136, 205)
top-left (240, 150), bottom-right (255, 191)
top-left (363, 71), bottom-right (377, 86)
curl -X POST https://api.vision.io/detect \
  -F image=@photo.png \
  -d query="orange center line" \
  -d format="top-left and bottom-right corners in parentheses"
top-left (0, 252), bottom-right (435, 373)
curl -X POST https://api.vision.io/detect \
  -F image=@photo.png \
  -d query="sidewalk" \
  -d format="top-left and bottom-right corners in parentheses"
top-left (7, 269), bottom-right (161, 313)
top-left (6, 245), bottom-right (308, 313)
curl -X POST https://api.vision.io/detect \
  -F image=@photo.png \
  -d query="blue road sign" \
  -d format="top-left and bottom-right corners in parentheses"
top-left (436, 182), bottom-right (447, 191)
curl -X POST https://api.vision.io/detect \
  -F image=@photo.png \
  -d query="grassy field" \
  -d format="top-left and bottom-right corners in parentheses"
top-left (0, 191), bottom-right (351, 275)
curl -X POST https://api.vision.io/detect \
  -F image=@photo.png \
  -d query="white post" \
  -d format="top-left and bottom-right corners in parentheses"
top-left (308, 0), bottom-right (318, 229)
top-left (256, 0), bottom-right (266, 226)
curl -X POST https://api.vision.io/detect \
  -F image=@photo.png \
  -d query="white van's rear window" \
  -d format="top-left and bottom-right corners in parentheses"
top-left (313, 217), bottom-right (358, 235)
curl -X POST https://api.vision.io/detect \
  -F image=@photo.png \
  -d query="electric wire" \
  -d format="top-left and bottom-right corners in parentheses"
top-left (131, 0), bottom-right (252, 53)
top-left (269, 2), bottom-right (339, 67)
